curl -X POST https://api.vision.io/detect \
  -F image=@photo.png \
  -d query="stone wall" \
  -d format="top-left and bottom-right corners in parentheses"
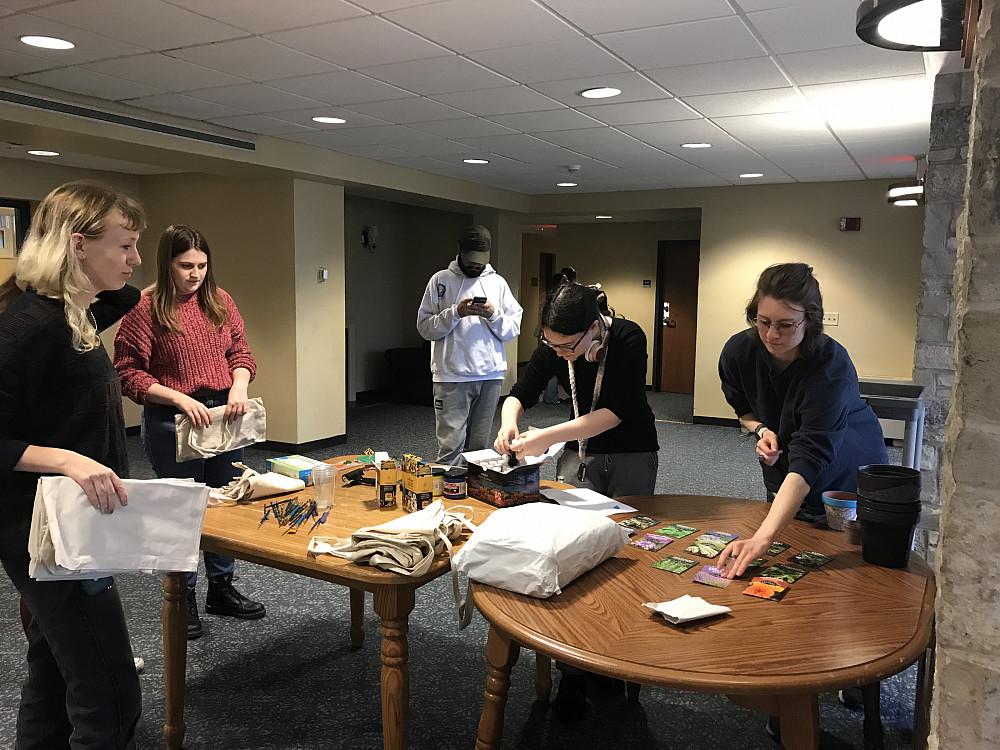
top-left (928, 0), bottom-right (1000, 747)
top-left (911, 69), bottom-right (974, 560)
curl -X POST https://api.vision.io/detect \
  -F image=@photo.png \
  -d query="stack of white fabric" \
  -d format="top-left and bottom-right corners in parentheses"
top-left (28, 476), bottom-right (210, 580)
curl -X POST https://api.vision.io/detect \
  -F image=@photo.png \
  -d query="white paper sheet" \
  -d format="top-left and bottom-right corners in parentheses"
top-left (461, 442), bottom-right (565, 474)
top-left (540, 487), bottom-right (638, 516)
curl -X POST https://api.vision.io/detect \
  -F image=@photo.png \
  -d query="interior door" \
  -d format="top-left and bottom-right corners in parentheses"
top-left (656, 241), bottom-right (700, 394)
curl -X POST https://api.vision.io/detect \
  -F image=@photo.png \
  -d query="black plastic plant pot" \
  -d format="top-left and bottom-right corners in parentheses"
top-left (857, 503), bottom-right (920, 525)
top-left (858, 497), bottom-right (922, 514)
top-left (857, 464), bottom-right (921, 504)
top-left (860, 517), bottom-right (918, 568)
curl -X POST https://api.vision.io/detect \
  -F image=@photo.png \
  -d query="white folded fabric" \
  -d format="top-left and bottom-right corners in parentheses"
top-left (28, 476), bottom-right (210, 580)
top-left (643, 595), bottom-right (731, 625)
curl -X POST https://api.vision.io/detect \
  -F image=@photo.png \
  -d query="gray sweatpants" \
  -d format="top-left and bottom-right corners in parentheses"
top-left (555, 450), bottom-right (659, 498)
top-left (433, 380), bottom-right (503, 465)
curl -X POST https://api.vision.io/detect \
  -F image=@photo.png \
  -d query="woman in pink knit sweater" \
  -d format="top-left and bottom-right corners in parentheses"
top-left (114, 224), bottom-right (266, 640)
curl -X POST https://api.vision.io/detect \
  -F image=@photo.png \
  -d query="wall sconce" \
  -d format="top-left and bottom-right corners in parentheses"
top-left (888, 156), bottom-right (927, 207)
top-left (361, 225), bottom-right (378, 253)
top-left (856, 0), bottom-right (969, 52)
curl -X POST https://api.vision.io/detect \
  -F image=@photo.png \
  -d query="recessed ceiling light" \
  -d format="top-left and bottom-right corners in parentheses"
top-left (579, 87), bottom-right (621, 99)
top-left (556, 182), bottom-right (578, 187)
top-left (463, 158), bottom-right (489, 164)
top-left (681, 142), bottom-right (712, 149)
top-left (311, 116), bottom-right (346, 124)
top-left (27, 149), bottom-right (60, 157)
top-left (20, 35), bottom-right (74, 50)
top-left (595, 215), bottom-right (612, 219)
top-left (739, 173), bottom-right (764, 178)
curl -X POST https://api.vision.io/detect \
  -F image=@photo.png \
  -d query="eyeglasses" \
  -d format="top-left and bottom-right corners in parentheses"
top-left (540, 327), bottom-right (590, 353)
top-left (752, 317), bottom-right (806, 335)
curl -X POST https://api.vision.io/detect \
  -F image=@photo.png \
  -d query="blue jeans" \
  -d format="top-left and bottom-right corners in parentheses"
top-left (141, 389), bottom-right (242, 588)
top-left (3, 557), bottom-right (141, 749)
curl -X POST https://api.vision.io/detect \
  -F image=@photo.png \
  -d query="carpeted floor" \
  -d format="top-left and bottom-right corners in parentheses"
top-left (0, 395), bottom-right (915, 750)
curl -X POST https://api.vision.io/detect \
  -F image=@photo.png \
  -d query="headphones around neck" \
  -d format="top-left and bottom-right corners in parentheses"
top-left (584, 315), bottom-right (610, 363)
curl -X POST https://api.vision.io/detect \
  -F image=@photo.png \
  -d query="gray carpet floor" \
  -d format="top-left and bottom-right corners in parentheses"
top-left (0, 394), bottom-right (915, 750)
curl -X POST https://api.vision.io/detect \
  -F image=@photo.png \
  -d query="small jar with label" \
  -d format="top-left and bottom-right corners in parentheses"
top-left (443, 468), bottom-right (467, 499)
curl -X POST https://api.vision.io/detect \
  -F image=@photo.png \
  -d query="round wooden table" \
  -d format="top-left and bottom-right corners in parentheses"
top-left (471, 495), bottom-right (935, 750)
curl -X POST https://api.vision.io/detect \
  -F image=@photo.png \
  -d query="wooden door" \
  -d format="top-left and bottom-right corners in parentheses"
top-left (656, 241), bottom-right (700, 394)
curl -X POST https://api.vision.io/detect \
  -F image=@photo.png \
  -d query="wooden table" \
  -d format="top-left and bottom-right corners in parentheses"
top-left (472, 495), bottom-right (936, 750)
top-left (162, 457), bottom-right (523, 750)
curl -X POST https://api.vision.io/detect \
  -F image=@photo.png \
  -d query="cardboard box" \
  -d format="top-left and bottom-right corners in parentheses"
top-left (376, 459), bottom-right (399, 508)
top-left (401, 453), bottom-right (433, 512)
top-left (265, 454), bottom-right (326, 485)
top-left (466, 463), bottom-right (542, 508)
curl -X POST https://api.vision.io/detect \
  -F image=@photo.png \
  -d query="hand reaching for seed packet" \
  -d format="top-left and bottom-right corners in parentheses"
top-left (717, 536), bottom-right (772, 579)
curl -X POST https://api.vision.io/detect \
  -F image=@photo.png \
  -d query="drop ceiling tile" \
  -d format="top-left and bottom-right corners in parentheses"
top-left (0, 47), bottom-right (52, 76)
top-left (386, 0), bottom-right (578, 53)
top-left (267, 16), bottom-right (447, 69)
top-left (747, 2), bottom-right (862, 55)
top-left (170, 38), bottom-right (341, 83)
top-left (207, 113), bottom-right (314, 136)
top-left (535, 127), bottom-right (681, 169)
top-left (541, 0), bottom-right (734, 34)
top-left (268, 71), bottom-right (413, 105)
top-left (85, 53), bottom-right (246, 92)
top-left (469, 37), bottom-right (628, 84)
top-left (328, 143), bottom-right (411, 159)
top-left (381, 155), bottom-right (454, 170)
top-left (34, 0), bottom-right (246, 51)
top-left (735, 0), bottom-right (833, 10)
top-left (800, 75), bottom-right (933, 139)
top-left (857, 159), bottom-right (921, 180)
top-left (780, 44), bottom-right (926, 86)
top-left (530, 72), bottom-right (670, 107)
top-left (682, 87), bottom-right (808, 118)
top-left (451, 133), bottom-right (586, 165)
top-left (646, 57), bottom-right (788, 97)
top-left (755, 143), bottom-right (857, 171)
top-left (313, 124), bottom-right (441, 146)
top-left (359, 55), bottom-right (512, 95)
top-left (620, 120), bottom-right (745, 151)
top-left (268, 106), bottom-right (391, 129)
top-left (164, 0), bottom-right (365, 34)
top-left (347, 97), bottom-right (470, 123)
top-left (352, 0), bottom-right (446, 10)
top-left (186, 83), bottom-right (323, 114)
top-left (407, 139), bottom-right (480, 157)
top-left (433, 86), bottom-right (561, 116)
top-left (126, 92), bottom-right (248, 119)
top-left (580, 99), bottom-right (698, 126)
top-left (597, 16), bottom-right (765, 70)
top-left (790, 167), bottom-right (865, 181)
top-left (279, 130), bottom-right (358, 148)
top-left (20, 67), bottom-right (163, 100)
top-left (671, 145), bottom-right (781, 175)
top-left (844, 136), bottom-right (929, 160)
top-left (0, 13), bottom-right (148, 64)
top-left (486, 108), bottom-right (605, 133)
top-left (712, 111), bottom-right (836, 148)
top-left (409, 117), bottom-right (518, 138)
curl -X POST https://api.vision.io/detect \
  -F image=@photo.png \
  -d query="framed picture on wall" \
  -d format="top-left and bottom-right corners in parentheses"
top-left (0, 199), bottom-right (31, 258)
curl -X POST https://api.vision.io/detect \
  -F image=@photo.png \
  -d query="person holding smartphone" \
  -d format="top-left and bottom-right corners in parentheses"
top-left (416, 225), bottom-right (523, 465)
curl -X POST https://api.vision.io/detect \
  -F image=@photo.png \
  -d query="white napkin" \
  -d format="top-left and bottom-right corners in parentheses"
top-left (643, 594), bottom-right (731, 625)
top-left (541, 487), bottom-right (639, 516)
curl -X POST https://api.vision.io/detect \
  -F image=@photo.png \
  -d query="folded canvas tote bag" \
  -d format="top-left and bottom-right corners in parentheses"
top-left (207, 462), bottom-right (305, 506)
top-left (175, 397), bottom-right (266, 462)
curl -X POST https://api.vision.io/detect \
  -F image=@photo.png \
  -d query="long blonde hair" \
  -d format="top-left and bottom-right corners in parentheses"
top-left (0, 181), bottom-right (145, 351)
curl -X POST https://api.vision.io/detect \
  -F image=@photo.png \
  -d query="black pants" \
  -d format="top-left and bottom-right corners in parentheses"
top-left (3, 557), bottom-right (141, 749)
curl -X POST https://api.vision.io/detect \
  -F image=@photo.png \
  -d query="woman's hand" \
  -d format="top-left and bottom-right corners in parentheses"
top-left (509, 428), bottom-right (551, 460)
top-left (224, 384), bottom-right (249, 424)
top-left (60, 452), bottom-right (128, 514)
top-left (494, 422), bottom-right (521, 454)
top-left (717, 535), bottom-right (772, 579)
top-left (756, 429), bottom-right (782, 466)
top-left (174, 393), bottom-right (212, 428)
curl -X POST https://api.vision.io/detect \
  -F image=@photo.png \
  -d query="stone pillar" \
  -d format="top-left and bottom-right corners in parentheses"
top-left (928, 1), bottom-right (1000, 747)
top-left (911, 69), bottom-right (974, 560)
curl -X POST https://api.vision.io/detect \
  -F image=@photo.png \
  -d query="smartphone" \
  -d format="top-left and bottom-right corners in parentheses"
top-left (472, 296), bottom-right (487, 304)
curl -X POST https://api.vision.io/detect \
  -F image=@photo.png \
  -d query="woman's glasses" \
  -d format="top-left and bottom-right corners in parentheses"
top-left (540, 328), bottom-right (590, 352)
top-left (752, 317), bottom-right (806, 335)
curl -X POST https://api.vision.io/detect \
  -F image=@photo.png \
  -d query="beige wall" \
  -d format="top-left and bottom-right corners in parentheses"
top-left (532, 180), bottom-right (924, 419)
top-left (344, 194), bottom-right (471, 399)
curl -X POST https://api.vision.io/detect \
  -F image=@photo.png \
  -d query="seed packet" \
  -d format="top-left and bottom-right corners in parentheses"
top-left (619, 515), bottom-right (658, 531)
top-left (742, 576), bottom-right (790, 601)
top-left (766, 541), bottom-right (791, 555)
top-left (705, 530), bottom-right (738, 543)
top-left (630, 533), bottom-right (673, 551)
top-left (788, 551), bottom-right (832, 568)
top-left (655, 523), bottom-right (698, 539)
top-left (758, 563), bottom-right (809, 583)
top-left (693, 565), bottom-right (733, 588)
top-left (652, 555), bottom-right (698, 574)
top-left (683, 534), bottom-right (730, 559)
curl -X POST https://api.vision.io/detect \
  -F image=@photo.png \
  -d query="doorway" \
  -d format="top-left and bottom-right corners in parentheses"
top-left (653, 241), bottom-right (700, 416)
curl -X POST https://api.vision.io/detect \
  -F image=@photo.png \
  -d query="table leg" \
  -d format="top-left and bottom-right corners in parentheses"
top-left (778, 693), bottom-right (819, 750)
top-left (373, 585), bottom-right (416, 750)
top-left (913, 641), bottom-right (935, 750)
top-left (350, 588), bottom-right (365, 649)
top-left (475, 625), bottom-right (520, 750)
top-left (534, 652), bottom-right (551, 702)
top-left (163, 572), bottom-right (188, 750)
top-left (862, 682), bottom-right (885, 750)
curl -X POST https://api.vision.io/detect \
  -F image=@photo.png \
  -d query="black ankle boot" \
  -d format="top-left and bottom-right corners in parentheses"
top-left (186, 587), bottom-right (203, 640)
top-left (205, 574), bottom-right (266, 620)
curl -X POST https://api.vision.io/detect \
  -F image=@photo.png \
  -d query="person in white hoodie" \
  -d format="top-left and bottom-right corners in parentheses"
top-left (416, 225), bottom-right (523, 465)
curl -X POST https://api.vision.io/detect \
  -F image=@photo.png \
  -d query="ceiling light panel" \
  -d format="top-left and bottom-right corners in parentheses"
top-left (359, 56), bottom-right (513, 96)
top-left (597, 16), bottom-right (766, 69)
top-left (19, 35), bottom-right (73, 49)
top-left (542, 0), bottom-right (735, 34)
top-left (164, 0), bottom-right (365, 34)
top-left (778, 43), bottom-right (925, 87)
top-left (170, 38), bottom-right (342, 83)
top-left (468, 37), bottom-right (629, 85)
top-left (645, 57), bottom-right (788, 97)
top-left (747, 2), bottom-right (867, 54)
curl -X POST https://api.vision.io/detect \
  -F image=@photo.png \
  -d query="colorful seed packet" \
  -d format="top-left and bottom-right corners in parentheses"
top-left (766, 541), bottom-right (791, 556)
top-left (652, 555), bottom-right (699, 574)
top-left (655, 523), bottom-right (698, 539)
top-left (683, 534), bottom-right (730, 559)
top-left (742, 576), bottom-right (790, 601)
top-left (758, 563), bottom-right (809, 583)
top-left (619, 515), bottom-right (658, 531)
top-left (693, 565), bottom-right (732, 589)
top-left (788, 551), bottom-right (832, 568)
top-left (630, 533), bottom-right (673, 551)
top-left (705, 530), bottom-right (738, 543)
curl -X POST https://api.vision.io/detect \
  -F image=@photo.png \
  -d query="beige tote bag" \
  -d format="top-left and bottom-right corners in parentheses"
top-left (175, 397), bottom-right (266, 462)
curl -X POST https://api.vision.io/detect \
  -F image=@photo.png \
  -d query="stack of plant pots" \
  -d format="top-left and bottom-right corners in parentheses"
top-left (856, 464), bottom-right (921, 568)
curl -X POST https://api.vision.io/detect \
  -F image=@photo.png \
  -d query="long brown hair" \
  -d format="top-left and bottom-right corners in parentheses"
top-left (745, 262), bottom-right (825, 358)
top-left (150, 224), bottom-right (227, 333)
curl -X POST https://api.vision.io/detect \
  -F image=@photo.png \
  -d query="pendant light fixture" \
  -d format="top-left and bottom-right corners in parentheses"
top-left (856, 0), bottom-right (968, 52)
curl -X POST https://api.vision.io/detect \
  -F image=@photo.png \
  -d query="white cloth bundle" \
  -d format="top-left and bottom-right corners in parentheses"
top-left (208, 462), bottom-right (305, 506)
top-left (308, 500), bottom-right (473, 577)
top-left (643, 595), bottom-right (731, 625)
top-left (28, 476), bottom-right (210, 580)
top-left (175, 397), bottom-right (266, 462)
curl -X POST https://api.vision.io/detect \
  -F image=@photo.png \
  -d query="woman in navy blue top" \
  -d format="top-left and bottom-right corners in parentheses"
top-left (716, 263), bottom-right (886, 578)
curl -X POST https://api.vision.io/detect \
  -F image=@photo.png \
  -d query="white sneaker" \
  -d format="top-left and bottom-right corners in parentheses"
top-left (133, 657), bottom-right (145, 673)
